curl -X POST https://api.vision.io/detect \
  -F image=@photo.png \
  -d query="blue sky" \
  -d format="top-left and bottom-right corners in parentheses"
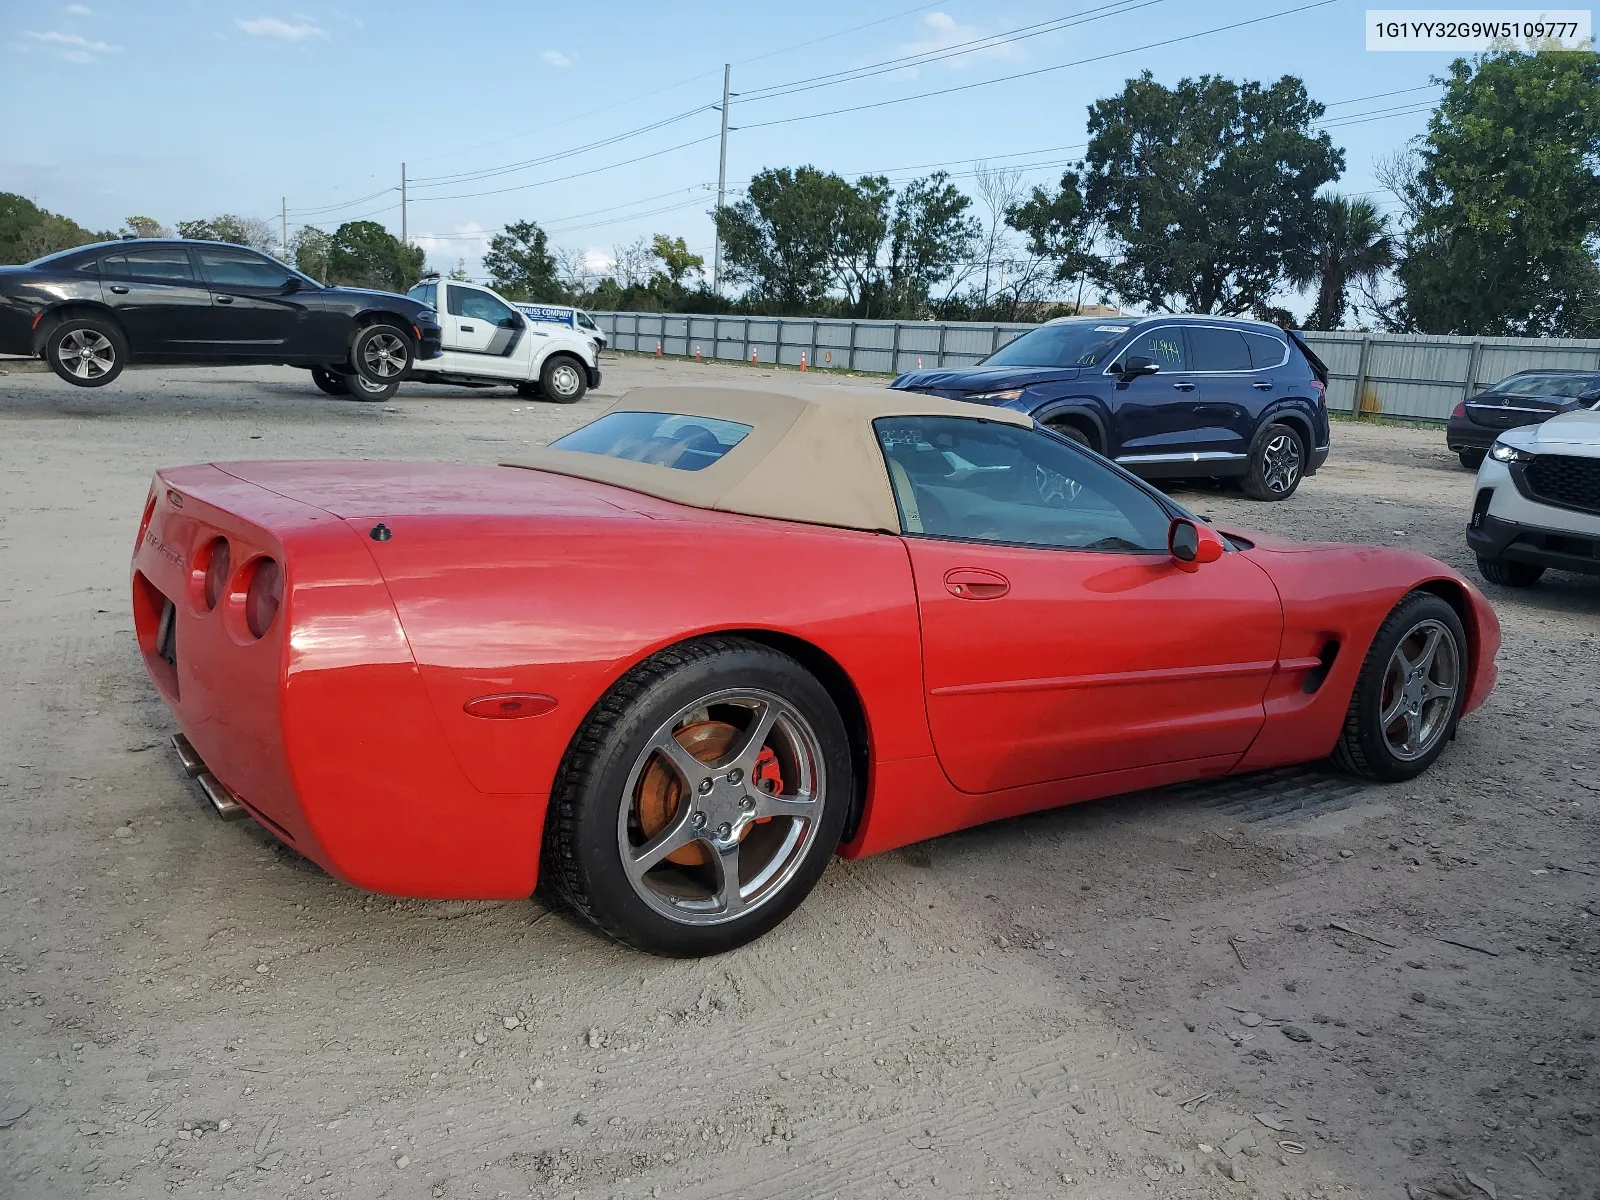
top-left (3, 0), bottom-right (1469, 306)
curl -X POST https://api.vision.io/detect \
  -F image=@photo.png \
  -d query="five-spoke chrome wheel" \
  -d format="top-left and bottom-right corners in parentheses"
top-left (618, 688), bottom-right (826, 926)
top-left (358, 331), bottom-right (409, 380)
top-left (1377, 618), bottom-right (1459, 761)
top-left (58, 328), bottom-right (116, 381)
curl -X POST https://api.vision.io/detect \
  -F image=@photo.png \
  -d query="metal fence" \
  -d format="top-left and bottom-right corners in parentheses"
top-left (593, 311), bottom-right (1600, 425)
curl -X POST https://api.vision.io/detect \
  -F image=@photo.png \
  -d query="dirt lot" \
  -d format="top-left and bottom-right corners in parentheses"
top-left (1, 356), bottom-right (1596, 1200)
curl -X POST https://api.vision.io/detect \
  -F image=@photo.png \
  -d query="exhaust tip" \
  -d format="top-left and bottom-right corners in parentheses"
top-left (196, 771), bottom-right (250, 823)
top-left (170, 733), bottom-right (206, 778)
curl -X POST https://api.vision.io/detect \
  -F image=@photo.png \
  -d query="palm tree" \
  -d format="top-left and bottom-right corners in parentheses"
top-left (1292, 195), bottom-right (1394, 330)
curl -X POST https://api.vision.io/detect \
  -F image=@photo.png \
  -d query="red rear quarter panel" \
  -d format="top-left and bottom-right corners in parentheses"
top-left (1234, 534), bottom-right (1500, 772)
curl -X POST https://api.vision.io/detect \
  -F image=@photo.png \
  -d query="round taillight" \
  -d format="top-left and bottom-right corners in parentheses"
top-left (202, 539), bottom-right (230, 611)
top-left (244, 558), bottom-right (282, 639)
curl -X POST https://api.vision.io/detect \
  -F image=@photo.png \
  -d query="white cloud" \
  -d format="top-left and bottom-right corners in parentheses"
top-left (542, 49), bottom-right (573, 68)
top-left (898, 12), bottom-right (1023, 70)
top-left (583, 248), bottom-right (614, 274)
top-left (66, 4), bottom-right (92, 15)
top-left (18, 29), bottom-right (120, 63)
top-left (236, 16), bottom-right (327, 40)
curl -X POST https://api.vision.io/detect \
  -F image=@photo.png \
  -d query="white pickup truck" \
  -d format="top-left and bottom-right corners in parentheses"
top-left (397, 277), bottom-right (601, 402)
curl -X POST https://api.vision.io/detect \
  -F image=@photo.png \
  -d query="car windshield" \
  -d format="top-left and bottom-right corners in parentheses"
top-left (980, 320), bottom-right (1135, 369)
top-left (550, 411), bottom-right (752, 472)
top-left (1486, 372), bottom-right (1600, 399)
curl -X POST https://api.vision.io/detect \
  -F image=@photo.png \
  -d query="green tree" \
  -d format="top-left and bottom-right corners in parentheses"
top-left (1081, 72), bottom-right (1343, 314)
top-left (120, 215), bottom-right (171, 239)
top-left (1006, 169), bottom-right (1103, 312)
top-left (0, 193), bottom-right (102, 263)
top-left (483, 220), bottom-right (560, 300)
top-left (326, 220), bottom-right (424, 291)
top-left (714, 166), bottom-right (859, 312)
top-left (1289, 194), bottom-right (1394, 330)
top-left (176, 214), bottom-right (276, 253)
top-left (883, 172), bottom-right (980, 316)
top-left (1394, 50), bottom-right (1600, 336)
top-left (290, 226), bottom-right (332, 282)
top-left (649, 234), bottom-right (704, 288)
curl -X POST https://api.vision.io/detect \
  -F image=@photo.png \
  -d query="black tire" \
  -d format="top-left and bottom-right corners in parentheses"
top-left (515, 381), bottom-right (542, 400)
top-left (1476, 555), bottom-right (1544, 588)
top-left (1241, 422), bottom-right (1305, 500)
top-left (1458, 448), bottom-right (1486, 470)
top-left (342, 370), bottom-right (400, 403)
top-left (542, 636), bottom-right (852, 957)
top-left (1046, 419), bottom-right (1095, 452)
top-left (311, 366), bottom-right (349, 397)
top-left (44, 316), bottom-right (127, 388)
top-left (350, 324), bottom-right (413, 387)
top-left (539, 354), bottom-right (587, 404)
top-left (1330, 591), bottom-right (1469, 782)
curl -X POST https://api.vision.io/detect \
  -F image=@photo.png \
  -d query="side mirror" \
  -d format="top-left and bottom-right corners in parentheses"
top-left (1580, 388), bottom-right (1600, 405)
top-left (281, 276), bottom-right (302, 293)
top-left (1116, 354), bottom-right (1160, 380)
top-left (1169, 517), bottom-right (1224, 570)
top-left (500, 314), bottom-right (523, 329)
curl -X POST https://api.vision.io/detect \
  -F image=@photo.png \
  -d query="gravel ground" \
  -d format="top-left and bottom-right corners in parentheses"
top-left (1, 356), bottom-right (1596, 1200)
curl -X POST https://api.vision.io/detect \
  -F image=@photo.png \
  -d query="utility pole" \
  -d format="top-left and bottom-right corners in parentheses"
top-left (400, 163), bottom-right (408, 244)
top-left (712, 64), bottom-right (730, 297)
top-left (280, 197), bottom-right (288, 262)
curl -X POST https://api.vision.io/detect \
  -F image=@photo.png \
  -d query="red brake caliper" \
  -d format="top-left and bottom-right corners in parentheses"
top-left (751, 746), bottom-right (783, 819)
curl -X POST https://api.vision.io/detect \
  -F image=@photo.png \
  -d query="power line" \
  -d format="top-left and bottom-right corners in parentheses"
top-left (733, 0), bottom-right (1340, 132)
top-left (408, 133), bottom-right (722, 204)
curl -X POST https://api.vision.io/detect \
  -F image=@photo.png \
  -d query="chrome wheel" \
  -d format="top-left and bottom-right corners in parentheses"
top-left (548, 360), bottom-right (582, 398)
top-left (1262, 432), bottom-right (1302, 494)
top-left (617, 688), bottom-right (827, 927)
top-left (359, 332), bottom-right (408, 379)
top-left (1378, 618), bottom-right (1459, 761)
top-left (59, 329), bottom-right (115, 380)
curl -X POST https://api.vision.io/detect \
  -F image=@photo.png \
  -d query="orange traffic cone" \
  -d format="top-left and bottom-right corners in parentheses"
top-left (800, 352), bottom-right (808, 372)
top-left (655, 340), bottom-right (663, 357)
top-left (750, 348), bottom-right (758, 364)
top-left (694, 344), bottom-right (701, 360)
top-left (825, 350), bottom-right (832, 364)
top-left (917, 354), bottom-right (923, 369)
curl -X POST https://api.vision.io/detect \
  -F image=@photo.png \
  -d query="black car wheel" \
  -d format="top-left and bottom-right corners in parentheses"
top-left (540, 354), bottom-right (587, 404)
top-left (1045, 419), bottom-right (1094, 452)
top-left (45, 316), bottom-right (127, 388)
top-left (1241, 423), bottom-right (1305, 500)
top-left (350, 324), bottom-right (413, 387)
top-left (311, 366), bottom-right (349, 397)
top-left (1476, 555), bottom-right (1544, 588)
top-left (1458, 448), bottom-right (1486, 470)
top-left (343, 370), bottom-right (400, 403)
top-left (1330, 591), bottom-right (1468, 782)
top-left (542, 636), bottom-right (852, 957)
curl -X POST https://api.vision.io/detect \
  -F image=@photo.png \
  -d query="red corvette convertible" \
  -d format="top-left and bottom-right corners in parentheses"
top-left (131, 382), bottom-right (1499, 955)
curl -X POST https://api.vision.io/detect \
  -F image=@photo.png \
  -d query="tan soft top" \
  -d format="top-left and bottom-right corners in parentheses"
top-left (504, 380), bottom-right (1033, 532)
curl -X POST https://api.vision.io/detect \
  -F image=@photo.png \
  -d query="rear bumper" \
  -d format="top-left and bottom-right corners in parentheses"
top-left (1307, 441), bottom-right (1329, 476)
top-left (1446, 414), bottom-right (1499, 453)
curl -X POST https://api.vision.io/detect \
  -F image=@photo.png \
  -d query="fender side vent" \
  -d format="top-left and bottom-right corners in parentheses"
top-left (1301, 640), bottom-right (1340, 695)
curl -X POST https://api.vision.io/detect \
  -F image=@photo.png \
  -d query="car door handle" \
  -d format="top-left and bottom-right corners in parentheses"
top-left (944, 568), bottom-right (1010, 600)
top-left (108, 284), bottom-right (129, 294)
top-left (1252, 380), bottom-right (1274, 390)
top-left (215, 295), bottom-right (234, 304)
top-left (1171, 381), bottom-right (1196, 392)
top-left (459, 324), bottom-right (475, 333)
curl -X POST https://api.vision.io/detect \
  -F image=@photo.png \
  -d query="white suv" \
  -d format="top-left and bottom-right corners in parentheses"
top-left (1468, 407), bottom-right (1600, 587)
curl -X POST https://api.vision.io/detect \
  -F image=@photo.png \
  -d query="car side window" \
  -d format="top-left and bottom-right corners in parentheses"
top-left (1243, 331), bottom-right (1288, 369)
top-left (577, 312), bottom-right (597, 330)
top-left (447, 286), bottom-right (516, 325)
top-left (1119, 328), bottom-right (1186, 371)
top-left (195, 248), bottom-right (293, 288)
top-left (407, 282), bottom-right (437, 309)
top-left (874, 416), bottom-right (1172, 553)
top-left (1187, 327), bottom-right (1252, 373)
top-left (101, 247), bottom-right (196, 283)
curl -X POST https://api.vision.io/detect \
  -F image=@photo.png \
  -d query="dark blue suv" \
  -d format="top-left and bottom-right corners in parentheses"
top-left (891, 315), bottom-right (1331, 500)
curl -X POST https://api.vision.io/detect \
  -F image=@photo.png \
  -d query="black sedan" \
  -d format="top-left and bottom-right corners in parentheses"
top-left (1447, 369), bottom-right (1600, 468)
top-left (0, 238), bottom-right (442, 401)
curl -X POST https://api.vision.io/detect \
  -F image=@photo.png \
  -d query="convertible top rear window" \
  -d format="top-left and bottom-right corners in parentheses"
top-left (550, 411), bottom-right (753, 472)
